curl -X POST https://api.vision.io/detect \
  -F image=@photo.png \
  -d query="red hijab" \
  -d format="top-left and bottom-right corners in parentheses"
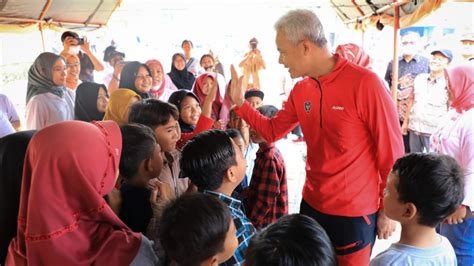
top-left (6, 120), bottom-right (142, 266)
top-left (193, 73), bottom-right (223, 120)
top-left (335, 43), bottom-right (372, 69)
top-left (445, 65), bottom-right (474, 113)
top-left (146, 59), bottom-right (166, 99)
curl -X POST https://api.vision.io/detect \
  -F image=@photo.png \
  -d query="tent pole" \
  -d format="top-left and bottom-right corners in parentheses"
top-left (39, 23), bottom-right (46, 52)
top-left (391, 1), bottom-right (400, 104)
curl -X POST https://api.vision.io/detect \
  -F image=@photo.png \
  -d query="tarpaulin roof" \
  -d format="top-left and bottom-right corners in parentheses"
top-left (0, 0), bottom-right (122, 33)
top-left (330, 0), bottom-right (445, 29)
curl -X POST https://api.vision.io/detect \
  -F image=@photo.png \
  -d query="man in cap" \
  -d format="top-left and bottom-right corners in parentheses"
top-left (402, 48), bottom-right (453, 153)
top-left (60, 31), bottom-right (104, 82)
top-left (460, 32), bottom-right (474, 62)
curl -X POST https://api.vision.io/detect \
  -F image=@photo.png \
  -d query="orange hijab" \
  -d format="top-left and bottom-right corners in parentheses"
top-left (103, 89), bottom-right (141, 125)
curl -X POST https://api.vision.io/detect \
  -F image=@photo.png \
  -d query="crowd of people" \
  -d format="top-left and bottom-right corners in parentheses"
top-left (0, 8), bottom-right (473, 266)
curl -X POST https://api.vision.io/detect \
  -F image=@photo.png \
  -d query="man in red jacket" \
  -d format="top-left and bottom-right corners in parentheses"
top-left (229, 9), bottom-right (404, 266)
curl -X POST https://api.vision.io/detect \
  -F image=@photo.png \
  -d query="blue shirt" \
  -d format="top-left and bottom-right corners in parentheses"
top-left (204, 190), bottom-right (256, 265)
top-left (370, 235), bottom-right (457, 266)
top-left (384, 54), bottom-right (430, 88)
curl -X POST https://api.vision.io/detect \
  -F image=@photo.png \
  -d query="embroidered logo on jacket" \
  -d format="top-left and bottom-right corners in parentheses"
top-left (332, 106), bottom-right (345, 111)
top-left (304, 101), bottom-right (311, 113)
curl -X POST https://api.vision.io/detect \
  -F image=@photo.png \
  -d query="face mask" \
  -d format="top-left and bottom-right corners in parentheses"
top-left (70, 46), bottom-right (80, 54)
top-left (461, 44), bottom-right (474, 56)
top-left (401, 44), bottom-right (418, 56)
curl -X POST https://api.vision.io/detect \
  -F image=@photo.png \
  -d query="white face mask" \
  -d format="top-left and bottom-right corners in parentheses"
top-left (401, 44), bottom-right (418, 56)
top-left (461, 44), bottom-right (474, 56)
top-left (69, 46), bottom-right (80, 54)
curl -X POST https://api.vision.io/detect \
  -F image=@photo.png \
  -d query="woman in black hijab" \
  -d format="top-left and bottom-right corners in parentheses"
top-left (167, 53), bottom-right (196, 90)
top-left (0, 130), bottom-right (35, 264)
top-left (74, 82), bottom-right (109, 122)
top-left (119, 61), bottom-right (152, 99)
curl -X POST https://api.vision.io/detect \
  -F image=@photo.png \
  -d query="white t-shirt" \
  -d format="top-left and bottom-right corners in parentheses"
top-left (0, 111), bottom-right (15, 138)
top-left (26, 90), bottom-right (75, 130)
top-left (370, 235), bottom-right (457, 266)
top-left (0, 94), bottom-right (20, 123)
top-left (408, 74), bottom-right (449, 135)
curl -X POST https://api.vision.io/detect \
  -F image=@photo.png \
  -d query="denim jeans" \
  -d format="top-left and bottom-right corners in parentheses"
top-left (440, 217), bottom-right (474, 266)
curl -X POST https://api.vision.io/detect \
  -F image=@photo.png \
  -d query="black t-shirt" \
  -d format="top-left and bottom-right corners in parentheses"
top-left (119, 183), bottom-right (153, 234)
top-left (78, 52), bottom-right (95, 82)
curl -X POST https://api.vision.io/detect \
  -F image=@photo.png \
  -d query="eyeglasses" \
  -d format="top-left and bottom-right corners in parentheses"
top-left (135, 74), bottom-right (151, 80)
top-left (67, 63), bottom-right (80, 68)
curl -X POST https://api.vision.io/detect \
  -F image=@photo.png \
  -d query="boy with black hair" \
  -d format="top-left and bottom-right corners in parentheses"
top-left (244, 89), bottom-right (264, 109)
top-left (118, 123), bottom-right (171, 234)
top-left (128, 99), bottom-right (189, 198)
top-left (158, 193), bottom-right (239, 266)
top-left (371, 153), bottom-right (463, 265)
top-left (243, 105), bottom-right (288, 229)
top-left (246, 214), bottom-right (337, 266)
top-left (180, 129), bottom-right (256, 265)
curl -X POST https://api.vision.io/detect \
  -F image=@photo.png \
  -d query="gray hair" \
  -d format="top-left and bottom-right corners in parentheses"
top-left (274, 9), bottom-right (327, 47)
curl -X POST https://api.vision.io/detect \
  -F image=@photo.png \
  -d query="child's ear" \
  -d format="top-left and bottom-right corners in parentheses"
top-left (202, 255), bottom-right (219, 266)
top-left (402, 203), bottom-right (417, 220)
top-left (144, 158), bottom-right (153, 173)
top-left (209, 256), bottom-right (219, 266)
top-left (225, 166), bottom-right (238, 183)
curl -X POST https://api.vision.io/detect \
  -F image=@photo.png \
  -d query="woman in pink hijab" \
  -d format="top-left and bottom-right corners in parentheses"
top-left (6, 120), bottom-right (158, 265)
top-left (430, 65), bottom-right (474, 265)
top-left (192, 73), bottom-right (232, 129)
top-left (335, 43), bottom-right (372, 69)
top-left (145, 59), bottom-right (177, 101)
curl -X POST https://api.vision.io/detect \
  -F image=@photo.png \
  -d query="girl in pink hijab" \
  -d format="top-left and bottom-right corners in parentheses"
top-left (145, 59), bottom-right (177, 101)
top-left (430, 65), bottom-right (474, 265)
top-left (6, 120), bottom-right (158, 265)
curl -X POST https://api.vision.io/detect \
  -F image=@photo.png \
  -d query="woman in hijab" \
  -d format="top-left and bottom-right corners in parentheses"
top-left (430, 65), bottom-right (474, 265)
top-left (5, 121), bottom-right (158, 265)
top-left (167, 53), bottom-right (196, 91)
top-left (25, 52), bottom-right (75, 130)
top-left (75, 82), bottom-right (109, 122)
top-left (0, 130), bottom-right (35, 265)
top-left (145, 59), bottom-right (177, 101)
top-left (335, 43), bottom-right (372, 69)
top-left (119, 61), bottom-right (152, 99)
top-left (193, 73), bottom-right (232, 128)
top-left (103, 89), bottom-right (141, 125)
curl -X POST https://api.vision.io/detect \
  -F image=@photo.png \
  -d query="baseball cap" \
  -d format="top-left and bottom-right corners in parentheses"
top-left (61, 31), bottom-right (79, 43)
top-left (431, 49), bottom-right (453, 63)
top-left (245, 89), bottom-right (264, 100)
top-left (460, 32), bottom-right (474, 42)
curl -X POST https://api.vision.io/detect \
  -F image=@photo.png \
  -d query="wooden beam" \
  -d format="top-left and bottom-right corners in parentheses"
top-left (0, 17), bottom-right (103, 28)
top-left (344, 0), bottom-right (410, 24)
top-left (38, 0), bottom-right (53, 21)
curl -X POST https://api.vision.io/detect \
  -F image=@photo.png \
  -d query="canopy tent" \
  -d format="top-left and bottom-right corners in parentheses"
top-left (0, 0), bottom-right (122, 33)
top-left (330, 0), bottom-right (445, 30)
top-left (329, 0), bottom-right (451, 102)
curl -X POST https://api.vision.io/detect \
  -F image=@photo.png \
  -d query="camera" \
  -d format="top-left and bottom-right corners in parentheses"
top-left (77, 37), bottom-right (85, 45)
